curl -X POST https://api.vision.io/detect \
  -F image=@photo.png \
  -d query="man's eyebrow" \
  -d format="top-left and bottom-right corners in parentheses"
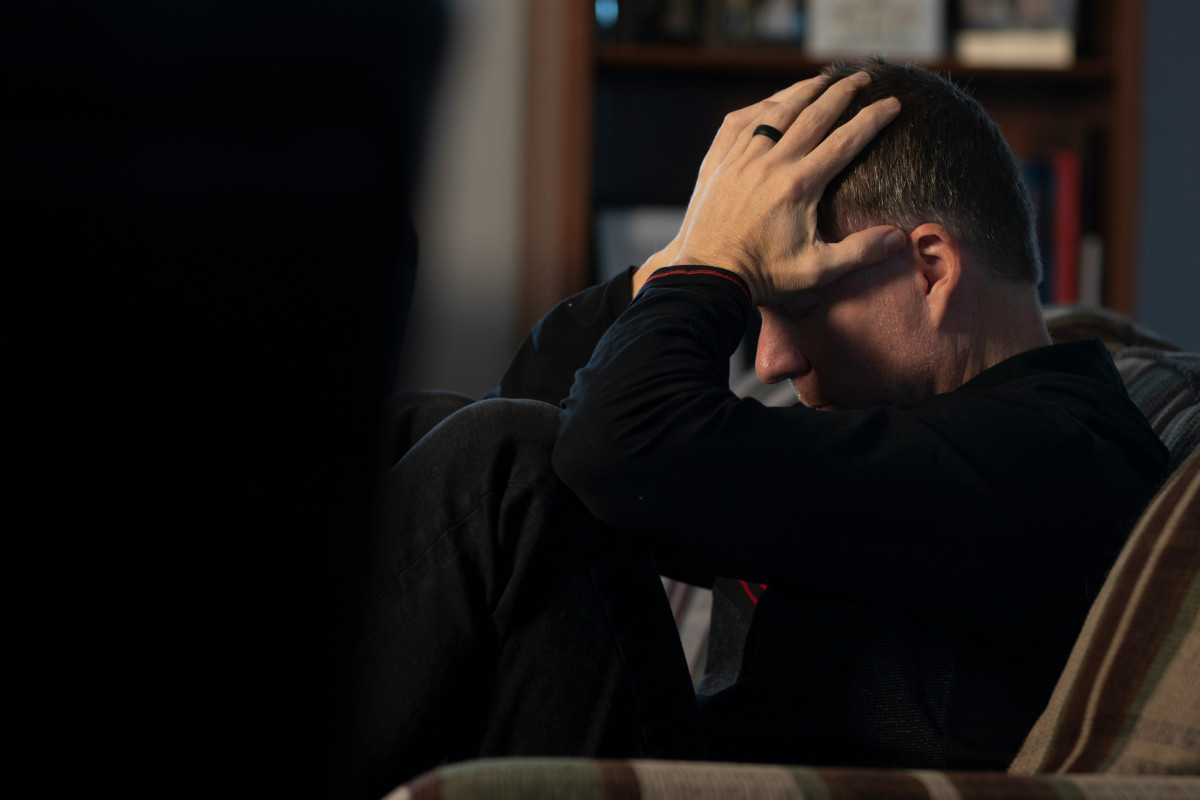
top-left (782, 293), bottom-right (825, 319)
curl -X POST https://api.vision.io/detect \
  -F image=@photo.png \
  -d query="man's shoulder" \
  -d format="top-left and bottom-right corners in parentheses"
top-left (925, 336), bottom-right (1168, 487)
top-left (935, 337), bottom-right (1149, 434)
top-left (960, 338), bottom-right (1123, 395)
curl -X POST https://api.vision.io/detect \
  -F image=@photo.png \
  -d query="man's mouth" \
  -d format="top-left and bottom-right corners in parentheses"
top-left (788, 379), bottom-right (840, 410)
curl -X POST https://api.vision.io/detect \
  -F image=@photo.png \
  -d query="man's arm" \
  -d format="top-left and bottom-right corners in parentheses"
top-left (484, 267), bottom-right (634, 405)
top-left (552, 268), bottom-right (1164, 615)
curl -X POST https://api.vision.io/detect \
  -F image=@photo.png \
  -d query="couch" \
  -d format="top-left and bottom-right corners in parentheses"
top-left (392, 306), bottom-right (1200, 799)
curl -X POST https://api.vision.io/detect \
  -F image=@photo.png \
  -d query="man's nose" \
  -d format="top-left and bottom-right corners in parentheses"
top-left (755, 306), bottom-right (812, 385)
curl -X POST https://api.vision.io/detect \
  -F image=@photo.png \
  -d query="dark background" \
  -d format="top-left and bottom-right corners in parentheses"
top-left (4, 2), bottom-right (443, 796)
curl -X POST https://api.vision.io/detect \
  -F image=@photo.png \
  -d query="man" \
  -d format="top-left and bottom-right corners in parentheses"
top-left (350, 59), bottom-right (1167, 797)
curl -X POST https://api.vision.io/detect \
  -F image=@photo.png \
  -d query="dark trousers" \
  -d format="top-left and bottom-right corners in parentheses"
top-left (348, 392), bottom-right (703, 797)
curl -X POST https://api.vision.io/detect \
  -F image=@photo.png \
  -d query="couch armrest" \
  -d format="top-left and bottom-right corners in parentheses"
top-left (393, 757), bottom-right (1200, 799)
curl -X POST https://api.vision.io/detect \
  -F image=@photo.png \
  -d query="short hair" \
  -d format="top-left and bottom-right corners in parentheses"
top-left (817, 57), bottom-right (1042, 287)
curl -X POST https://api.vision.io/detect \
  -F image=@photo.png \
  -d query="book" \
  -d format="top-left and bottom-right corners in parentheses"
top-left (806, 0), bottom-right (945, 61)
top-left (955, 28), bottom-right (1075, 68)
top-left (1023, 149), bottom-right (1093, 306)
top-left (1050, 149), bottom-right (1082, 304)
top-left (1022, 158), bottom-right (1055, 303)
top-left (953, 0), bottom-right (1078, 69)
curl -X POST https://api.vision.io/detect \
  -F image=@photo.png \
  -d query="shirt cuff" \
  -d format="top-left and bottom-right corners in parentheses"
top-left (639, 265), bottom-right (752, 306)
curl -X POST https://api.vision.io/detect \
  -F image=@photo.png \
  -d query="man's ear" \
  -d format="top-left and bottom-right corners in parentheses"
top-left (910, 222), bottom-right (962, 326)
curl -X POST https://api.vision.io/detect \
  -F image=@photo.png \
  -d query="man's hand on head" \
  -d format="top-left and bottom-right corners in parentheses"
top-left (632, 76), bottom-right (833, 297)
top-left (661, 71), bottom-right (906, 307)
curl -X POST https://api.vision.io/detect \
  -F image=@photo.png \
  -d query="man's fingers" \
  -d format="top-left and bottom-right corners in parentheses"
top-left (718, 76), bottom-right (821, 155)
top-left (674, 77), bottom-right (831, 266)
top-left (734, 75), bottom-right (833, 159)
top-left (791, 97), bottom-right (902, 190)
top-left (752, 75), bottom-right (831, 141)
top-left (770, 71), bottom-right (870, 157)
top-left (766, 74), bottom-right (828, 104)
top-left (817, 225), bottom-right (908, 285)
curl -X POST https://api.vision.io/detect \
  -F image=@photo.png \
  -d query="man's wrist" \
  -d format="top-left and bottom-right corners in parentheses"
top-left (668, 251), bottom-right (759, 303)
top-left (632, 246), bottom-right (680, 297)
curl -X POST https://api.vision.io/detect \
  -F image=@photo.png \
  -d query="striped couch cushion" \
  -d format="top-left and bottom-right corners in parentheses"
top-left (1010, 448), bottom-right (1200, 775)
top-left (1114, 347), bottom-right (1200, 472)
top-left (1042, 305), bottom-right (1182, 352)
top-left (394, 756), bottom-right (1200, 799)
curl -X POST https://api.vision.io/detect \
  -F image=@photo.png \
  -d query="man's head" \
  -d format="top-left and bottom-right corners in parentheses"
top-left (817, 57), bottom-right (1041, 288)
top-left (756, 58), bottom-right (1049, 409)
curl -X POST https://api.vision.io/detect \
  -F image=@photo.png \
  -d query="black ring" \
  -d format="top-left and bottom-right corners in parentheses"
top-left (753, 124), bottom-right (784, 143)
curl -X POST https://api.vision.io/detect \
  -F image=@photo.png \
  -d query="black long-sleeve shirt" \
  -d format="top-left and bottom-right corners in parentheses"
top-left (500, 266), bottom-right (1168, 769)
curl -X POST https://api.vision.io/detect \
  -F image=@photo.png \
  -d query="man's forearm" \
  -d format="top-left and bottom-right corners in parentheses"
top-left (553, 268), bottom-right (755, 553)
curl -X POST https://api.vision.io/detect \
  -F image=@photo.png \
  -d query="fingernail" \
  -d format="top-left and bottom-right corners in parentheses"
top-left (883, 97), bottom-right (901, 113)
top-left (885, 230), bottom-right (907, 252)
top-left (850, 71), bottom-right (871, 86)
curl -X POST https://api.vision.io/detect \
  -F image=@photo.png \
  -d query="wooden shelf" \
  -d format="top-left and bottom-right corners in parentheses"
top-left (596, 42), bottom-right (1113, 83)
top-left (521, 1), bottom-right (1144, 332)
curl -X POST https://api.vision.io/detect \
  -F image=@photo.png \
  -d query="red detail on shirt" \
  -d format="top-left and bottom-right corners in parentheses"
top-left (644, 268), bottom-right (751, 303)
top-left (740, 581), bottom-right (768, 604)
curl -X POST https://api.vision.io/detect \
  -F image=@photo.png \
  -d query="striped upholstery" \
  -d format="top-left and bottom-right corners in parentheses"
top-left (394, 757), bottom-right (1200, 799)
top-left (1042, 305), bottom-right (1182, 352)
top-left (1010, 448), bottom-right (1200, 775)
top-left (1113, 348), bottom-right (1200, 472)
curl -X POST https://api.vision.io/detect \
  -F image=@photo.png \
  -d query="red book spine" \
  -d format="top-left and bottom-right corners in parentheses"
top-left (1051, 150), bottom-right (1082, 304)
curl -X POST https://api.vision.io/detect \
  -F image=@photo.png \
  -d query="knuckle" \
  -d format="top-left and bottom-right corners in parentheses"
top-left (726, 108), bottom-right (750, 127)
top-left (837, 75), bottom-right (864, 95)
top-left (821, 131), bottom-right (853, 158)
top-left (761, 106), bottom-right (790, 127)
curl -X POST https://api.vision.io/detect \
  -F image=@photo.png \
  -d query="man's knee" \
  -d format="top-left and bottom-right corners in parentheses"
top-left (371, 397), bottom-right (567, 598)
top-left (462, 397), bottom-right (561, 446)
top-left (433, 397), bottom-right (560, 477)
top-left (385, 397), bottom-right (562, 505)
top-left (384, 389), bottom-right (476, 463)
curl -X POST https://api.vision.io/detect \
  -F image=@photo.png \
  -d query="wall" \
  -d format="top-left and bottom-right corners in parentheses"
top-left (1136, 0), bottom-right (1200, 351)
top-left (402, 0), bottom-right (528, 396)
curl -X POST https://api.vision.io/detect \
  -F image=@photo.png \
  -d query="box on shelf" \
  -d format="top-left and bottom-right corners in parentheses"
top-left (805, 0), bottom-right (946, 61)
top-left (953, 0), bottom-right (1079, 68)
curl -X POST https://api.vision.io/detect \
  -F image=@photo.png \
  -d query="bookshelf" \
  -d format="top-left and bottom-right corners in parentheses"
top-left (520, 0), bottom-right (1143, 333)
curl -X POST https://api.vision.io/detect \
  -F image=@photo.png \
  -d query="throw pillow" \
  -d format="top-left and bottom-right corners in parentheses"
top-left (1010, 448), bottom-right (1200, 774)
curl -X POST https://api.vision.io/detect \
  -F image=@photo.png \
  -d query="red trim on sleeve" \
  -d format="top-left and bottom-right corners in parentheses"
top-left (644, 268), bottom-right (752, 304)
